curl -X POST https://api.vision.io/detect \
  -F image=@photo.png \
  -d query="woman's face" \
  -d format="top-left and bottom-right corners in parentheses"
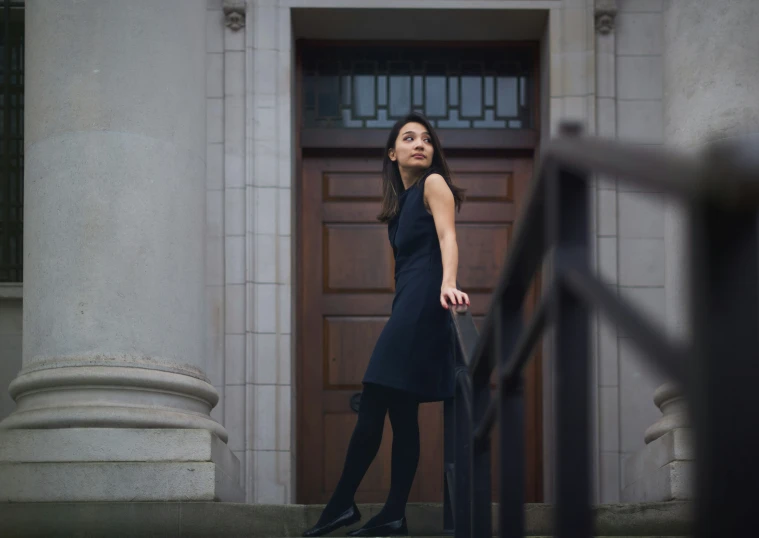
top-left (389, 122), bottom-right (434, 171)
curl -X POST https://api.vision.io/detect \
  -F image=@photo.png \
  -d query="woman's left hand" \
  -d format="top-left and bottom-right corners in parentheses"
top-left (440, 286), bottom-right (470, 309)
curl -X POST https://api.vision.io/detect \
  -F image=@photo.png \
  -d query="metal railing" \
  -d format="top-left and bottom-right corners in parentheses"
top-left (442, 123), bottom-right (759, 538)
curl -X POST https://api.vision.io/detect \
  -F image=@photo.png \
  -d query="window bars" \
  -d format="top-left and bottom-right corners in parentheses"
top-left (0, 0), bottom-right (24, 282)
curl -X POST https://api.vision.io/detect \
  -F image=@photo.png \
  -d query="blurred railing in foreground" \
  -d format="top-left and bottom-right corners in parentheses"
top-left (443, 123), bottom-right (759, 538)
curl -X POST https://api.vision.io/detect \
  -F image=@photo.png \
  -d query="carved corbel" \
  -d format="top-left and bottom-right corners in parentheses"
top-left (224, 0), bottom-right (246, 32)
top-left (595, 0), bottom-right (618, 35)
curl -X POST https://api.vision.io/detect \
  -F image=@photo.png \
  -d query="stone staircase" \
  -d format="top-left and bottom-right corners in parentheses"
top-left (0, 501), bottom-right (692, 537)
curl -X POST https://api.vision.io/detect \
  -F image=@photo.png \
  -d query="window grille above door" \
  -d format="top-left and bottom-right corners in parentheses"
top-left (301, 44), bottom-right (536, 130)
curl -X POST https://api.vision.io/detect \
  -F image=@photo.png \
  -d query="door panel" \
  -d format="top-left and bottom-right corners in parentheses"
top-left (297, 155), bottom-right (541, 504)
top-left (324, 225), bottom-right (393, 292)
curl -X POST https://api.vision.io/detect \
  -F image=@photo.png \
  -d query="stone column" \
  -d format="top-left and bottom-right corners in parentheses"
top-left (0, 0), bottom-right (242, 502)
top-left (623, 0), bottom-right (759, 502)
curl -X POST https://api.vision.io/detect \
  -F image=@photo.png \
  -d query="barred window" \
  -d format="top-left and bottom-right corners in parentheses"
top-left (302, 44), bottom-right (535, 130)
top-left (0, 0), bottom-right (24, 282)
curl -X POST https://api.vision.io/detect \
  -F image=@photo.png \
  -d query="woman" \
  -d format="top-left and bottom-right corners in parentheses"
top-left (303, 112), bottom-right (469, 537)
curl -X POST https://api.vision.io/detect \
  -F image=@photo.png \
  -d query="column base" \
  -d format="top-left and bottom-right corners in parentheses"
top-left (0, 428), bottom-right (244, 502)
top-left (622, 428), bottom-right (694, 502)
top-left (1, 363), bottom-right (228, 443)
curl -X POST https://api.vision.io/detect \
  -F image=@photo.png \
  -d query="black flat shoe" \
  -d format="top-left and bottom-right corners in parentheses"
top-left (346, 516), bottom-right (408, 536)
top-left (302, 503), bottom-right (361, 537)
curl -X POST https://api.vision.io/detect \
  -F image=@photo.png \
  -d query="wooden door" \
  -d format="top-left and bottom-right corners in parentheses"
top-left (296, 153), bottom-right (542, 504)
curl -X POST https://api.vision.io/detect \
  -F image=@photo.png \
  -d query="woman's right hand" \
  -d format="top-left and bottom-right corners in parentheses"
top-left (440, 285), bottom-right (470, 310)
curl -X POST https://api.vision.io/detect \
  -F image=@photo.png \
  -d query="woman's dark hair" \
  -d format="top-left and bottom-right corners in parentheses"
top-left (377, 112), bottom-right (465, 223)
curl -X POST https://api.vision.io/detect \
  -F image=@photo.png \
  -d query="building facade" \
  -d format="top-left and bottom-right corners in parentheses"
top-left (0, 0), bottom-right (756, 507)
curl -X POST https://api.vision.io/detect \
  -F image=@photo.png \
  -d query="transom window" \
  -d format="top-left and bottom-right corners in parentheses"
top-left (0, 0), bottom-right (24, 282)
top-left (302, 44), bottom-right (535, 130)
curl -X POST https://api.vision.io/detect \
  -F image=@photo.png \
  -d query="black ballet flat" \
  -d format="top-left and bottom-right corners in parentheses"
top-left (302, 503), bottom-right (361, 537)
top-left (346, 516), bottom-right (408, 536)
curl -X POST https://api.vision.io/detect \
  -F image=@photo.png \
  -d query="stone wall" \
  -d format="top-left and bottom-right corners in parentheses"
top-left (203, 0), bottom-right (294, 503)
top-left (595, 0), bottom-right (667, 503)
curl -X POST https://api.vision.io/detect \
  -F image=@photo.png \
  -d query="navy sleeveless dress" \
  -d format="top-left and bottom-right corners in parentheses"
top-left (362, 172), bottom-right (455, 403)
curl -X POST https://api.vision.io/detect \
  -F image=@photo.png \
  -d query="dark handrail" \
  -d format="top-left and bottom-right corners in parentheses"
top-left (443, 122), bottom-right (759, 538)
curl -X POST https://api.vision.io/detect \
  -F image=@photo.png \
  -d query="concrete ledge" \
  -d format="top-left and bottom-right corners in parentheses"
top-left (0, 501), bottom-right (693, 537)
top-left (0, 462), bottom-right (244, 502)
top-left (0, 283), bottom-right (22, 300)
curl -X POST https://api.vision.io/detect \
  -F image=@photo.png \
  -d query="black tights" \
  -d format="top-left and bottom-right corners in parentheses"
top-left (321, 383), bottom-right (420, 526)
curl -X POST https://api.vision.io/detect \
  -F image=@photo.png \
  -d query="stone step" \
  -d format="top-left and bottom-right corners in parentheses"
top-left (0, 501), bottom-right (693, 537)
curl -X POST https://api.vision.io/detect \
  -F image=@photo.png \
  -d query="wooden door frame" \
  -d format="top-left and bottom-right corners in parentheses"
top-left (295, 39), bottom-right (543, 503)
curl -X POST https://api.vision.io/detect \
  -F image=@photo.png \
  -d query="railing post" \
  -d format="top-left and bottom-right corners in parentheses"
top-left (454, 366), bottom-right (473, 538)
top-left (471, 359), bottom-right (493, 538)
top-left (496, 299), bottom-right (525, 538)
top-left (548, 122), bottom-right (593, 538)
top-left (443, 396), bottom-right (454, 535)
top-left (689, 142), bottom-right (759, 537)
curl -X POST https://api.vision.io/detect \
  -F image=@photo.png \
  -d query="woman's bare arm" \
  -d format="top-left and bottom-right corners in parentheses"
top-left (425, 173), bottom-right (470, 309)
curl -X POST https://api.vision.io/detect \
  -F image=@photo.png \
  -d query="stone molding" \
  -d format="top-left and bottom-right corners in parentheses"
top-left (595, 0), bottom-right (618, 35)
top-left (644, 382), bottom-right (690, 444)
top-left (0, 363), bottom-right (227, 442)
top-left (223, 0), bottom-right (246, 31)
top-left (12, 353), bottom-right (211, 380)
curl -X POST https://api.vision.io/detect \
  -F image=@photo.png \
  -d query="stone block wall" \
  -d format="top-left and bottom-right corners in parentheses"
top-left (595, 0), bottom-right (667, 503)
top-left (204, 0), bottom-right (293, 504)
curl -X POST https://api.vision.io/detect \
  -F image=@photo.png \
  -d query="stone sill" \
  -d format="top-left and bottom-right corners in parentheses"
top-left (0, 283), bottom-right (22, 300)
